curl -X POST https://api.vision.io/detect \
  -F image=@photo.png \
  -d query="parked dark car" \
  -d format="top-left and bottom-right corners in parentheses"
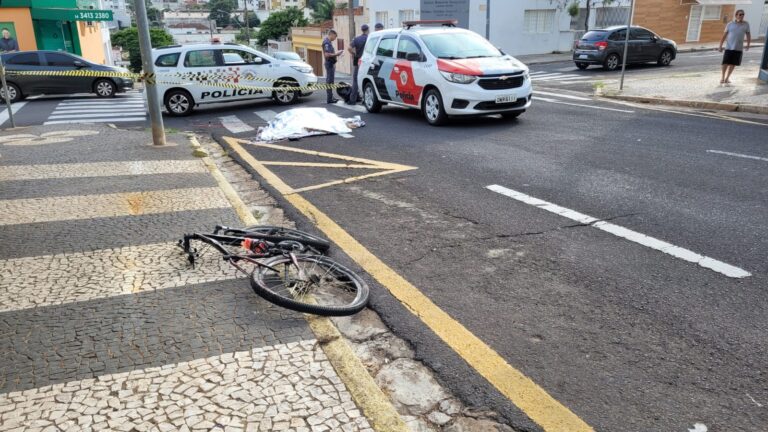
top-left (0, 50), bottom-right (133, 103)
top-left (573, 26), bottom-right (677, 71)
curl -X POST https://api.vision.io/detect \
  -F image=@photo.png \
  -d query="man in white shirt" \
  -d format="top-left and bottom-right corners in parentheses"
top-left (718, 9), bottom-right (751, 84)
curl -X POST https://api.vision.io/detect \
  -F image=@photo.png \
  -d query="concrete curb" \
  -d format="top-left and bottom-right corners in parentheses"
top-left (600, 94), bottom-right (768, 114)
top-left (521, 43), bottom-right (765, 65)
top-left (188, 135), bottom-right (409, 432)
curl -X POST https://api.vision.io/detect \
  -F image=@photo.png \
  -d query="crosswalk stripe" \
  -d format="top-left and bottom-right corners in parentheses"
top-left (220, 115), bottom-right (255, 133)
top-left (254, 110), bottom-right (278, 122)
top-left (533, 90), bottom-right (591, 101)
top-left (0, 187), bottom-right (231, 226)
top-left (0, 102), bottom-right (27, 126)
top-left (0, 241), bottom-right (234, 312)
top-left (52, 108), bottom-right (147, 114)
top-left (0, 160), bottom-right (207, 181)
top-left (48, 112), bottom-right (146, 119)
top-left (44, 118), bottom-right (146, 124)
top-left (58, 102), bottom-right (146, 107)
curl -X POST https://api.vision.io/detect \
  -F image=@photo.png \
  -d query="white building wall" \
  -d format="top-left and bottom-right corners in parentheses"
top-left (365, 0), bottom-right (420, 29)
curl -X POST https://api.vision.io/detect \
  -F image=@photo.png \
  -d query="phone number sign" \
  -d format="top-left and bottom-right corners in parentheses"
top-left (73, 10), bottom-right (114, 21)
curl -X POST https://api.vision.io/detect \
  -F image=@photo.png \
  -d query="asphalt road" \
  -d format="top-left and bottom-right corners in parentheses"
top-left (2, 56), bottom-right (767, 431)
top-left (199, 95), bottom-right (765, 432)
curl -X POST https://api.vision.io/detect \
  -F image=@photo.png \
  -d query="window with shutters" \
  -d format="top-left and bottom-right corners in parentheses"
top-left (702, 5), bottom-right (721, 20)
top-left (375, 11), bottom-right (388, 29)
top-left (399, 9), bottom-right (415, 25)
top-left (523, 9), bottom-right (555, 34)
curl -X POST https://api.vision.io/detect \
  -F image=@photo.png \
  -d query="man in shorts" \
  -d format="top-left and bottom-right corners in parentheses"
top-left (718, 9), bottom-right (751, 84)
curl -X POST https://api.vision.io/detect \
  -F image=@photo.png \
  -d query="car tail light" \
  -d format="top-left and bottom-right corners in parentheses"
top-left (595, 41), bottom-right (608, 51)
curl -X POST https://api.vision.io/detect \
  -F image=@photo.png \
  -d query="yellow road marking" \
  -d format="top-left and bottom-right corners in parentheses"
top-left (231, 139), bottom-right (416, 194)
top-left (224, 137), bottom-right (594, 432)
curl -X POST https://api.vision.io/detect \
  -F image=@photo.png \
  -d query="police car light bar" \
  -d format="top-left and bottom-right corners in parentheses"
top-left (403, 20), bottom-right (458, 29)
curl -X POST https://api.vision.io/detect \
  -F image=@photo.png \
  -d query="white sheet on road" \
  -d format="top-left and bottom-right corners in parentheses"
top-left (256, 107), bottom-right (365, 142)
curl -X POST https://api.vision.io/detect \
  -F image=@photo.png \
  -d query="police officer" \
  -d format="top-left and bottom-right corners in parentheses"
top-left (323, 29), bottom-right (343, 104)
top-left (346, 24), bottom-right (369, 105)
top-left (374, 22), bottom-right (384, 31)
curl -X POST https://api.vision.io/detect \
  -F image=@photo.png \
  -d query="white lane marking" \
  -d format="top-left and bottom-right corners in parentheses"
top-left (532, 74), bottom-right (583, 81)
top-left (47, 112), bottom-right (146, 119)
top-left (535, 98), bottom-right (635, 113)
top-left (58, 102), bottom-right (146, 108)
top-left (533, 90), bottom-right (591, 101)
top-left (333, 101), bottom-right (367, 113)
top-left (219, 115), bottom-right (255, 133)
top-left (0, 102), bottom-right (27, 126)
top-left (529, 73), bottom-right (564, 79)
top-left (688, 424), bottom-right (708, 432)
top-left (339, 133), bottom-right (354, 139)
top-left (707, 150), bottom-right (768, 163)
top-left (486, 184), bottom-right (751, 279)
top-left (52, 108), bottom-right (147, 114)
top-left (254, 109), bottom-right (278, 122)
top-left (44, 118), bottom-right (146, 125)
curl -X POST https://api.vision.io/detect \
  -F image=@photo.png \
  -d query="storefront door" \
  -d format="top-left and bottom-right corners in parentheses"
top-left (33, 20), bottom-right (76, 54)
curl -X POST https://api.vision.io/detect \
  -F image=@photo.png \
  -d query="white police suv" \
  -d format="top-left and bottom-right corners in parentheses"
top-left (152, 42), bottom-right (317, 116)
top-left (358, 21), bottom-right (532, 125)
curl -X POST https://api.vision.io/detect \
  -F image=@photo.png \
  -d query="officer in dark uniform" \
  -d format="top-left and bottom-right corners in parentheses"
top-left (322, 29), bottom-right (343, 104)
top-left (346, 24), bottom-right (369, 105)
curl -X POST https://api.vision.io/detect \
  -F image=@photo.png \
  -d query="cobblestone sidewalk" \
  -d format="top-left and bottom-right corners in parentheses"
top-left (0, 124), bottom-right (374, 432)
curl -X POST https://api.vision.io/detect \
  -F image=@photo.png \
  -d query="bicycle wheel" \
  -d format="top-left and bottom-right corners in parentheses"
top-left (251, 255), bottom-right (369, 316)
top-left (231, 226), bottom-right (331, 253)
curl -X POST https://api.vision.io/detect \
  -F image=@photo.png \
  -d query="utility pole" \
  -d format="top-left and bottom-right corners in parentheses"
top-left (619, 0), bottom-right (635, 91)
top-left (485, 0), bottom-right (490, 39)
top-left (0, 55), bottom-right (16, 129)
top-left (348, 0), bottom-right (355, 73)
top-left (244, 0), bottom-right (250, 45)
top-left (133, 0), bottom-right (167, 146)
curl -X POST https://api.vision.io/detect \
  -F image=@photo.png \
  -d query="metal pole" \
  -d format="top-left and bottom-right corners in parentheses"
top-left (134, 0), bottom-right (166, 146)
top-left (244, 0), bottom-right (250, 45)
top-left (0, 55), bottom-right (16, 129)
top-left (485, 0), bottom-right (490, 39)
top-left (348, 1), bottom-right (355, 73)
top-left (619, 0), bottom-right (635, 91)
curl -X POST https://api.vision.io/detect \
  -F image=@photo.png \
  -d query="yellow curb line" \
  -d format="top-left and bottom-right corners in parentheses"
top-left (224, 136), bottom-right (594, 432)
top-left (188, 135), bottom-right (409, 432)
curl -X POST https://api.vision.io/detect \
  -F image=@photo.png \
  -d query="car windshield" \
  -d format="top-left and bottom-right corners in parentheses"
top-left (420, 32), bottom-right (501, 59)
top-left (582, 31), bottom-right (609, 41)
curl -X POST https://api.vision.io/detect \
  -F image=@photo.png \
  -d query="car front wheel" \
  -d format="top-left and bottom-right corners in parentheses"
top-left (603, 53), bottom-right (620, 71)
top-left (422, 88), bottom-right (447, 126)
top-left (94, 79), bottom-right (116, 97)
top-left (273, 80), bottom-right (298, 105)
top-left (0, 82), bottom-right (23, 103)
top-left (658, 49), bottom-right (673, 66)
top-left (164, 89), bottom-right (194, 116)
top-left (363, 82), bottom-right (382, 113)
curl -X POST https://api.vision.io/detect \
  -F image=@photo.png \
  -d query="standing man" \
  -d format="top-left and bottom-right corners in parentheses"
top-left (346, 24), bottom-right (369, 105)
top-left (718, 9), bottom-right (751, 85)
top-left (0, 28), bottom-right (20, 53)
top-left (323, 29), bottom-right (343, 104)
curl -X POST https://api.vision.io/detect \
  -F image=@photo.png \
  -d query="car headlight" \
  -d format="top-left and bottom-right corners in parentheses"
top-left (291, 65), bottom-right (313, 74)
top-left (439, 71), bottom-right (477, 84)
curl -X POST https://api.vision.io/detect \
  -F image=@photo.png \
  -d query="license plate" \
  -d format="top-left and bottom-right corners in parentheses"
top-left (495, 95), bottom-right (515, 104)
top-left (579, 54), bottom-right (588, 59)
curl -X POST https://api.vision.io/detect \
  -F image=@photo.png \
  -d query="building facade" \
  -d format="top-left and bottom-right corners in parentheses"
top-left (0, 0), bottom-right (114, 64)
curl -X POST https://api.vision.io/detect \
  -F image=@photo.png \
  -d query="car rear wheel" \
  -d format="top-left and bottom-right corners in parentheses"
top-left (164, 89), bottom-right (194, 116)
top-left (273, 80), bottom-right (298, 105)
top-left (423, 88), bottom-right (448, 126)
top-left (94, 79), bottom-right (116, 98)
top-left (658, 49), bottom-right (673, 66)
top-left (575, 62), bottom-right (589, 70)
top-left (603, 53), bottom-right (620, 71)
top-left (0, 83), bottom-right (23, 103)
top-left (363, 82), bottom-right (382, 113)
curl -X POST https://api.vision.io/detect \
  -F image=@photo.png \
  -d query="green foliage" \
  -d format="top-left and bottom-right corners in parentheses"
top-left (111, 27), bottom-right (174, 72)
top-left (256, 7), bottom-right (308, 46)
top-left (311, 0), bottom-right (337, 23)
top-left (208, 0), bottom-right (236, 28)
top-left (234, 14), bottom-right (261, 28)
top-left (567, 2), bottom-right (580, 17)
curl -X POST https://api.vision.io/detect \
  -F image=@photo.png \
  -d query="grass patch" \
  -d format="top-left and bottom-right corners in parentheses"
top-left (165, 127), bottom-right (180, 134)
top-left (192, 149), bottom-right (208, 158)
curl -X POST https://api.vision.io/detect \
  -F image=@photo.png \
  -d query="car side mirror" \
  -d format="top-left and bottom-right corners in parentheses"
top-left (73, 60), bottom-right (86, 68)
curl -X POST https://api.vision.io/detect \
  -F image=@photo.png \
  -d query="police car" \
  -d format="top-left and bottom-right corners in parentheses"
top-left (151, 42), bottom-right (317, 116)
top-left (358, 20), bottom-right (532, 125)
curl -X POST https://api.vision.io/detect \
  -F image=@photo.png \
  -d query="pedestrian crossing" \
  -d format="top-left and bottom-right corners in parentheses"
top-left (43, 91), bottom-right (147, 125)
top-left (529, 70), bottom-right (596, 84)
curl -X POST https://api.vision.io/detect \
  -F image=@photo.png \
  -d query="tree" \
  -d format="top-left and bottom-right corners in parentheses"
top-left (111, 27), bottom-right (174, 72)
top-left (256, 7), bottom-right (308, 46)
top-left (310, 0), bottom-right (337, 23)
top-left (234, 14), bottom-right (261, 28)
top-left (553, 0), bottom-right (616, 32)
top-left (208, 0), bottom-right (236, 28)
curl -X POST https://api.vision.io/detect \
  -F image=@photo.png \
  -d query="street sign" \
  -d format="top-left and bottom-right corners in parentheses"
top-left (29, 9), bottom-right (114, 22)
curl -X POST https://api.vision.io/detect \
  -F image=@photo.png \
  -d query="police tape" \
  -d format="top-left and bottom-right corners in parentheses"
top-left (3, 68), bottom-right (325, 87)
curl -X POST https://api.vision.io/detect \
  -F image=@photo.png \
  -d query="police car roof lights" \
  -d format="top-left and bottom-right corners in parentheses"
top-left (402, 20), bottom-right (458, 29)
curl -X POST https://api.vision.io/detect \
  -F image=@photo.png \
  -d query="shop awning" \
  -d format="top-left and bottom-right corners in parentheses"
top-left (30, 8), bottom-right (114, 22)
top-left (696, 0), bottom-right (752, 5)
